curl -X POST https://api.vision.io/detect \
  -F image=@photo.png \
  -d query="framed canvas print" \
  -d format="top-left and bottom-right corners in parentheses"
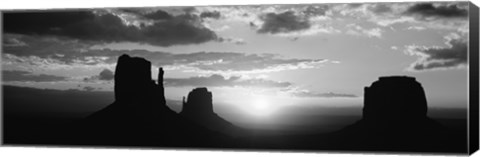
top-left (1, 1), bottom-right (479, 156)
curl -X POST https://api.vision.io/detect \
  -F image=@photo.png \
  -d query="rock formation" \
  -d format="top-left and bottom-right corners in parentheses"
top-left (77, 54), bottom-right (235, 147)
top-left (331, 76), bottom-right (464, 152)
top-left (362, 76), bottom-right (428, 123)
top-left (181, 87), bottom-right (214, 117)
top-left (87, 54), bottom-right (171, 123)
top-left (114, 54), bottom-right (154, 103)
top-left (180, 87), bottom-right (240, 136)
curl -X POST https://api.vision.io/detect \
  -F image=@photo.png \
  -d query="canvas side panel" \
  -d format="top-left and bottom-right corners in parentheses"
top-left (469, 1), bottom-right (479, 155)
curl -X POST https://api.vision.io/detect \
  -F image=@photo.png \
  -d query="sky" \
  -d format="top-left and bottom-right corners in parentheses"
top-left (1, 2), bottom-right (471, 121)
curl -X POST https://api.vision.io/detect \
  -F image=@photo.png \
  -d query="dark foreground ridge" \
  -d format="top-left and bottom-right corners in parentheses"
top-left (3, 55), bottom-right (467, 153)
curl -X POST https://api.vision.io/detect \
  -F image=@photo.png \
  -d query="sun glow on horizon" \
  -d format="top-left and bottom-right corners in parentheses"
top-left (249, 97), bottom-right (275, 117)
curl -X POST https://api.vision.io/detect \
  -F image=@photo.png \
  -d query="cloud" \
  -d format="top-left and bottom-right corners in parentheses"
top-left (193, 5), bottom-right (337, 37)
top-left (84, 69), bottom-right (114, 82)
top-left (332, 3), bottom-right (410, 27)
top-left (363, 28), bottom-right (383, 38)
top-left (270, 25), bottom-right (340, 37)
top-left (332, 2), bottom-right (468, 34)
top-left (404, 33), bottom-right (467, 71)
top-left (332, 4), bottom-right (365, 16)
top-left (407, 26), bottom-right (426, 31)
top-left (369, 3), bottom-right (393, 14)
top-left (200, 11), bottom-right (221, 19)
top-left (3, 9), bottom-right (218, 47)
top-left (216, 37), bottom-right (246, 45)
top-left (83, 86), bottom-right (97, 91)
top-left (2, 34), bottom-right (94, 64)
top-left (290, 89), bottom-right (357, 98)
top-left (156, 52), bottom-right (328, 73)
top-left (3, 35), bottom-right (328, 73)
top-left (345, 24), bottom-right (383, 38)
top-left (399, 3), bottom-right (470, 33)
top-left (141, 9), bottom-right (174, 20)
top-left (2, 70), bottom-right (69, 82)
top-left (163, 74), bottom-right (358, 99)
top-left (333, 3), bottom-right (396, 17)
top-left (403, 3), bottom-right (468, 19)
top-left (257, 11), bottom-right (311, 34)
top-left (301, 5), bottom-right (329, 17)
top-left (374, 16), bottom-right (416, 27)
top-left (164, 74), bottom-right (291, 88)
top-left (3, 36), bottom-right (27, 47)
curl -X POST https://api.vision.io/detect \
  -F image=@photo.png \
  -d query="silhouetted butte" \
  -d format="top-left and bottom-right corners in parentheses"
top-left (76, 54), bottom-right (232, 147)
top-left (332, 76), bottom-right (465, 152)
top-left (363, 76), bottom-right (427, 123)
top-left (180, 87), bottom-right (241, 137)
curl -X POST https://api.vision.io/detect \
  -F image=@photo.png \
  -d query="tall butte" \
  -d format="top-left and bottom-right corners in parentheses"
top-left (85, 54), bottom-right (173, 128)
top-left (114, 54), bottom-right (167, 107)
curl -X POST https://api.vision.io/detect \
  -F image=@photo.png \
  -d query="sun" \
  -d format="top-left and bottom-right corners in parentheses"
top-left (249, 98), bottom-right (274, 117)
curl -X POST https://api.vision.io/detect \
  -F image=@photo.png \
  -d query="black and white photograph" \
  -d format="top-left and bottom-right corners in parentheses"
top-left (1, 0), bottom-right (479, 156)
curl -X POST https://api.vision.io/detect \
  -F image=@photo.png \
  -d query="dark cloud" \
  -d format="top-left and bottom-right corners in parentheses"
top-left (182, 7), bottom-right (197, 14)
top-left (291, 90), bottom-right (357, 98)
top-left (115, 8), bottom-right (174, 20)
top-left (404, 3), bottom-right (468, 19)
top-left (407, 37), bottom-right (467, 71)
top-left (257, 11), bottom-right (311, 34)
top-left (3, 35), bottom-right (327, 72)
top-left (3, 9), bottom-right (217, 47)
top-left (2, 70), bottom-right (69, 82)
top-left (4, 11), bottom-right (96, 35)
top-left (118, 8), bottom-right (145, 14)
top-left (142, 10), bottom-right (173, 20)
top-left (3, 34), bottom-right (94, 64)
top-left (84, 69), bottom-right (114, 82)
top-left (164, 74), bottom-right (291, 88)
top-left (200, 11), bottom-right (221, 19)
